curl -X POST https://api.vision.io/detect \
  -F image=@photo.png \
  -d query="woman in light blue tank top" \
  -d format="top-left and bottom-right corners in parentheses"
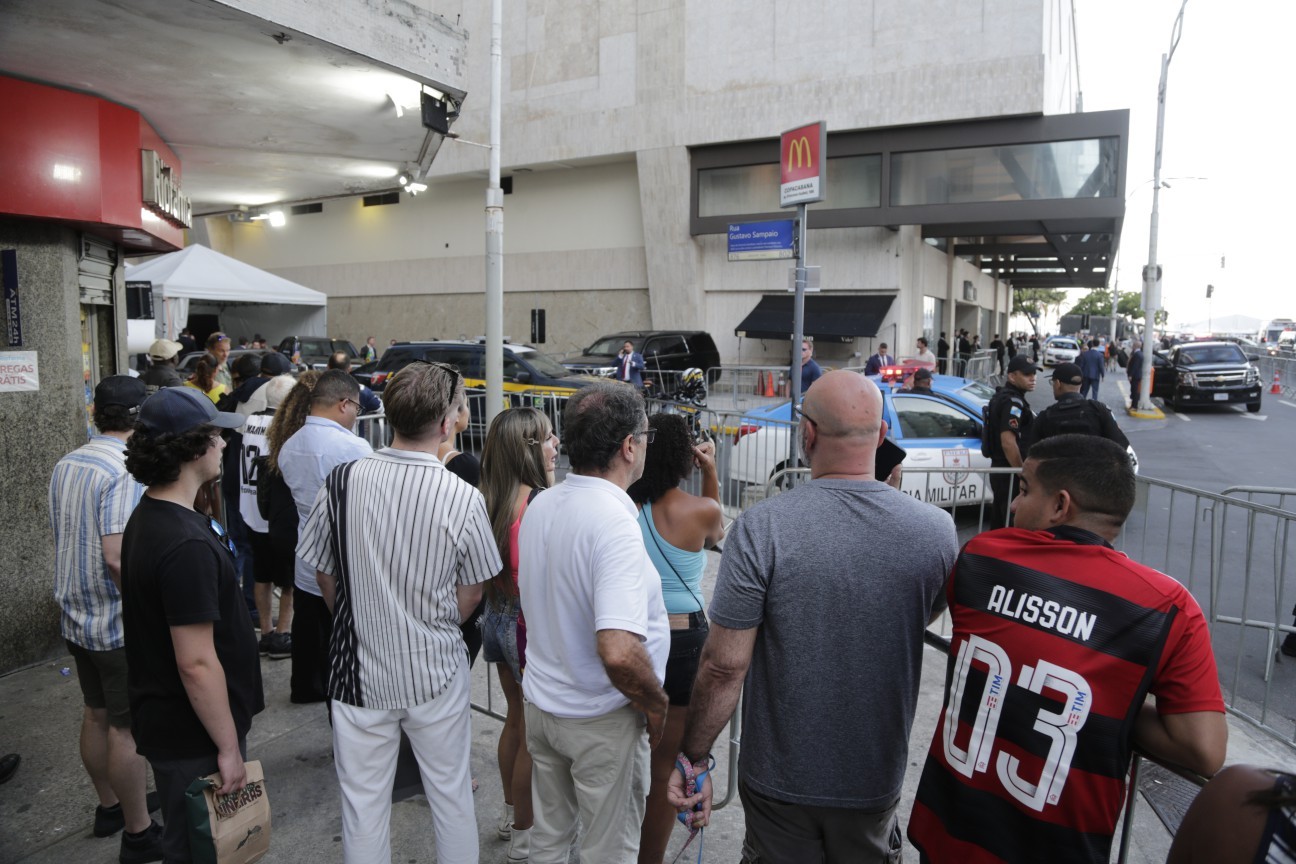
top-left (627, 413), bottom-right (726, 864)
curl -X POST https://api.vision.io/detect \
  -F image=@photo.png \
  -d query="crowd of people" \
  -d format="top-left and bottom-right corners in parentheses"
top-left (41, 327), bottom-right (1290, 864)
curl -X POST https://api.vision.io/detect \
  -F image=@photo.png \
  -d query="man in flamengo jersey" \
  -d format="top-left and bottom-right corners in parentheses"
top-left (907, 434), bottom-right (1227, 863)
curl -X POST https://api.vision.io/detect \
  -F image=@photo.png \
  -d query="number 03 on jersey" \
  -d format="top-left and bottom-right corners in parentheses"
top-left (942, 634), bottom-right (1092, 812)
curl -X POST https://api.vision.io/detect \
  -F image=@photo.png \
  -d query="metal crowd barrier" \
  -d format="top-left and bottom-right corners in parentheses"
top-left (354, 410), bottom-right (389, 449)
top-left (706, 365), bottom-right (795, 411)
top-left (1257, 355), bottom-right (1296, 400)
top-left (1118, 477), bottom-right (1296, 747)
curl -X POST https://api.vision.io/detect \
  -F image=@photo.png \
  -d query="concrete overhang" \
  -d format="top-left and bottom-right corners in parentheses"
top-left (691, 110), bottom-right (1130, 291)
top-left (0, 0), bottom-right (469, 216)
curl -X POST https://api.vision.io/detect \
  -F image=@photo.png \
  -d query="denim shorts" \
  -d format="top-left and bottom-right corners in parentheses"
top-left (664, 614), bottom-right (709, 707)
top-left (481, 602), bottom-right (522, 681)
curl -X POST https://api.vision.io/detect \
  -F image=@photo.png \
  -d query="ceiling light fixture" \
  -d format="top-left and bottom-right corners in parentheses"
top-left (405, 182), bottom-right (428, 195)
top-left (267, 210), bottom-right (286, 227)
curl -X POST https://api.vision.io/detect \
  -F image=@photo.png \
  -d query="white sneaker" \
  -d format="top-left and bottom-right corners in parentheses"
top-left (497, 804), bottom-right (513, 841)
top-left (506, 827), bottom-right (530, 862)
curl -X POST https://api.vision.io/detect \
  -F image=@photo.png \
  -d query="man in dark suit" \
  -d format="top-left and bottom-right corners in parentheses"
top-left (617, 340), bottom-right (646, 390)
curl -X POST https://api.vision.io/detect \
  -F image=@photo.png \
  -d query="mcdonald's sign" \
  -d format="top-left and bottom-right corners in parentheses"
top-left (780, 121), bottom-right (826, 207)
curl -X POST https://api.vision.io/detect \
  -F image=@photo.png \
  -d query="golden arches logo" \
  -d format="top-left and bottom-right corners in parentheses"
top-left (787, 136), bottom-right (813, 170)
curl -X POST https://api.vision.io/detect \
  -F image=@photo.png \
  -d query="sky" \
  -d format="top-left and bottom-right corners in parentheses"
top-left (1074, 0), bottom-right (1293, 333)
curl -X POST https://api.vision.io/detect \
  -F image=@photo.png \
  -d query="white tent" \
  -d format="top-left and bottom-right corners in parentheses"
top-left (125, 244), bottom-right (327, 348)
top-left (1173, 313), bottom-right (1263, 337)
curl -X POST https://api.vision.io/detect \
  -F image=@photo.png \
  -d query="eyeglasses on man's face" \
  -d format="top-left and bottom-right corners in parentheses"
top-left (631, 426), bottom-right (656, 444)
top-left (344, 398), bottom-right (362, 413)
top-left (791, 402), bottom-right (819, 428)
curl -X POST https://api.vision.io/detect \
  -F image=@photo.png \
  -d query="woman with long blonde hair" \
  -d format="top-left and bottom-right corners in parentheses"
top-left (479, 407), bottom-right (559, 862)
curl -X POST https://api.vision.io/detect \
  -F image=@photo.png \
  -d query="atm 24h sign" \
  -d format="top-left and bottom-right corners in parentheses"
top-left (780, 121), bottom-right (827, 208)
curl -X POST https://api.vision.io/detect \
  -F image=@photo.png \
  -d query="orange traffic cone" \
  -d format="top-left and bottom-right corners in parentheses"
top-left (1271, 369), bottom-right (1283, 395)
top-left (754, 372), bottom-right (764, 395)
top-left (765, 371), bottom-right (776, 397)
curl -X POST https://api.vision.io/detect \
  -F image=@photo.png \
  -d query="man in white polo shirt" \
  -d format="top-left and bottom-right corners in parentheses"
top-left (519, 381), bottom-right (670, 864)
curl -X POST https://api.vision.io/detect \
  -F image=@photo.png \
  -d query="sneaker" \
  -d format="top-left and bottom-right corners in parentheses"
top-left (94, 791), bottom-right (161, 837)
top-left (497, 803), bottom-right (514, 841)
top-left (266, 632), bottom-right (293, 660)
top-left (506, 827), bottom-right (530, 862)
top-left (119, 819), bottom-right (164, 864)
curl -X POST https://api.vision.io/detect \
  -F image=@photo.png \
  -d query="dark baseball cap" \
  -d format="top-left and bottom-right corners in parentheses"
top-left (260, 352), bottom-right (294, 375)
top-left (94, 375), bottom-right (148, 412)
top-left (1050, 362), bottom-right (1083, 385)
top-left (138, 387), bottom-right (244, 436)
top-left (1007, 355), bottom-right (1038, 375)
top-left (912, 367), bottom-right (933, 381)
top-left (231, 353), bottom-right (261, 381)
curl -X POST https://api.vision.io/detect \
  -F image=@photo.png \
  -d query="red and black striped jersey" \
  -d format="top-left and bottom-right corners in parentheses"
top-left (908, 526), bottom-right (1224, 864)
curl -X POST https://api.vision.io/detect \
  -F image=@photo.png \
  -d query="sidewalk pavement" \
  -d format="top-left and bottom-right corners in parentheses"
top-left (4, 554), bottom-right (1292, 863)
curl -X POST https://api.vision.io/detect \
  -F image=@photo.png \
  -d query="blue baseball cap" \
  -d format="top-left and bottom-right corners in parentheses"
top-left (138, 387), bottom-right (244, 436)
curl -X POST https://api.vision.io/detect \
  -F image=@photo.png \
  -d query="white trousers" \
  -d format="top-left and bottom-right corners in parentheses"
top-left (331, 654), bottom-right (478, 864)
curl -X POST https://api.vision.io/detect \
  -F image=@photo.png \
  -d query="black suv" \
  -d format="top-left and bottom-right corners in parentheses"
top-left (359, 340), bottom-right (600, 392)
top-left (562, 330), bottom-right (720, 392)
top-left (1151, 341), bottom-right (1262, 412)
top-left (277, 336), bottom-right (359, 370)
top-left (356, 340), bottom-right (604, 437)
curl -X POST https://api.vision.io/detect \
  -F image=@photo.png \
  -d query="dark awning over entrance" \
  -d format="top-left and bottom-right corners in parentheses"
top-left (735, 294), bottom-right (895, 343)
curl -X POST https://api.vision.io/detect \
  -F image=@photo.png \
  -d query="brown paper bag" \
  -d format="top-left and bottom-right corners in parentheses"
top-left (184, 759), bottom-right (272, 864)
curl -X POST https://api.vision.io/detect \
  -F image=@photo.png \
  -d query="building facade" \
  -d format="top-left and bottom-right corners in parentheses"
top-left (214, 0), bottom-right (1087, 368)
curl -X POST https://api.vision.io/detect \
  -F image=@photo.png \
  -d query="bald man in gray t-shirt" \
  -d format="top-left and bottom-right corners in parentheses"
top-left (671, 371), bottom-right (958, 862)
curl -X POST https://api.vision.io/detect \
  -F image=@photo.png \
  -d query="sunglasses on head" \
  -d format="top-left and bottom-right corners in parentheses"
top-left (403, 359), bottom-right (463, 390)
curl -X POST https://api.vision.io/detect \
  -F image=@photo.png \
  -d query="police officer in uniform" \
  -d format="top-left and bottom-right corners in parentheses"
top-left (987, 354), bottom-right (1037, 526)
top-left (1023, 362), bottom-right (1129, 455)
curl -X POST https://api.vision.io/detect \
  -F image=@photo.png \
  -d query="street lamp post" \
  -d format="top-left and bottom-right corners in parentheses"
top-left (1139, 0), bottom-right (1189, 411)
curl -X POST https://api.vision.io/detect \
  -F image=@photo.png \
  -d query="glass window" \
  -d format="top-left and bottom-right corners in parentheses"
top-left (698, 155), bottom-right (881, 217)
top-left (645, 335), bottom-right (687, 357)
top-left (587, 336), bottom-right (633, 355)
top-left (893, 396), bottom-right (980, 440)
top-left (809, 155), bottom-right (882, 211)
top-left (923, 296), bottom-right (944, 345)
top-left (890, 138), bottom-right (1119, 206)
top-left (511, 349), bottom-right (574, 379)
top-left (1178, 345), bottom-right (1245, 365)
top-left (433, 348), bottom-right (483, 378)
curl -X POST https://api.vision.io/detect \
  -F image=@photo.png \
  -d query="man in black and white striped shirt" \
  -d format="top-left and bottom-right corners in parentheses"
top-left (298, 362), bottom-right (500, 864)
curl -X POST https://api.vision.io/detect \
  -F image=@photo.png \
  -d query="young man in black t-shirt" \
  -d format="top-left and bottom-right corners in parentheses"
top-left (121, 387), bottom-right (264, 863)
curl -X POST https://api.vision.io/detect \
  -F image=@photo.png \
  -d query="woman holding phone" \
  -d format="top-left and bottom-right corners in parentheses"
top-left (628, 413), bottom-right (725, 864)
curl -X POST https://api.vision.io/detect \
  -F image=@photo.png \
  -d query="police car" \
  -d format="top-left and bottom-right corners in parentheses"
top-left (730, 368), bottom-right (996, 508)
